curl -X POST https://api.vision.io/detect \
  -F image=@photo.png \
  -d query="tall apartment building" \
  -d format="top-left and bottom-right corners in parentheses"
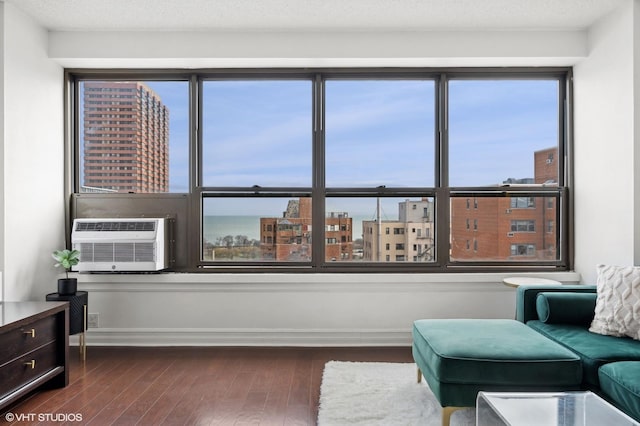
top-left (83, 81), bottom-right (169, 193)
top-left (362, 198), bottom-right (435, 262)
top-left (450, 147), bottom-right (558, 261)
top-left (260, 198), bottom-right (353, 261)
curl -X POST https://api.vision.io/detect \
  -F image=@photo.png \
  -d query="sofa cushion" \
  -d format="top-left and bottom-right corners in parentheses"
top-left (517, 285), bottom-right (596, 324)
top-left (590, 264), bottom-right (640, 340)
top-left (536, 292), bottom-right (597, 325)
top-left (598, 362), bottom-right (640, 422)
top-left (528, 320), bottom-right (640, 387)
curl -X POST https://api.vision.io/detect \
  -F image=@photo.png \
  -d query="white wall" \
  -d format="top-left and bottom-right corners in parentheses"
top-left (2, 3), bottom-right (64, 301)
top-left (573, 1), bottom-right (637, 284)
top-left (79, 272), bottom-right (579, 346)
top-left (6, 2), bottom-right (637, 345)
top-left (0, 3), bottom-right (5, 302)
top-left (635, 1), bottom-right (640, 266)
top-left (47, 27), bottom-right (586, 346)
top-left (51, 29), bottom-right (586, 69)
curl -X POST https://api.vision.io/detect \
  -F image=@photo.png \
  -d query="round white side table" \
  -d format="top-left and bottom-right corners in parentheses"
top-left (502, 276), bottom-right (562, 288)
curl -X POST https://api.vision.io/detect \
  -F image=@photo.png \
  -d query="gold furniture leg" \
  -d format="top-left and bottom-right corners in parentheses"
top-left (442, 406), bottom-right (465, 426)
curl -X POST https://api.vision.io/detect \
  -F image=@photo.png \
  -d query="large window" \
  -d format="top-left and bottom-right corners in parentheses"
top-left (69, 68), bottom-right (571, 272)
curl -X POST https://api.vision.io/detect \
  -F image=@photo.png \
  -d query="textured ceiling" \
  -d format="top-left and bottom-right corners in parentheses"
top-left (6, 0), bottom-right (625, 31)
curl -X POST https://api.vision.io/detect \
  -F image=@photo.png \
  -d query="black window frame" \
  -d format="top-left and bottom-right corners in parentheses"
top-left (66, 67), bottom-right (572, 273)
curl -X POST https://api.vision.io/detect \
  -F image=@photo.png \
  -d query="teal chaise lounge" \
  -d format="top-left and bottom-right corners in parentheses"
top-left (412, 318), bottom-right (582, 426)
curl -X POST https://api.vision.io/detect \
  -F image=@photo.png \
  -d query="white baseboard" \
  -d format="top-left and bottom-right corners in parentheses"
top-left (77, 328), bottom-right (412, 347)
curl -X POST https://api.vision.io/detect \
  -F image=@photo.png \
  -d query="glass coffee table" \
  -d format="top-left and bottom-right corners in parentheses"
top-left (476, 391), bottom-right (639, 425)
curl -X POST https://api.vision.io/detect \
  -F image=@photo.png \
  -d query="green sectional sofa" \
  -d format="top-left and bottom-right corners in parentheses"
top-left (517, 284), bottom-right (640, 421)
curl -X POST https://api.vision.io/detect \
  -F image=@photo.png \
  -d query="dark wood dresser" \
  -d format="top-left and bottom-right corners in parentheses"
top-left (0, 302), bottom-right (69, 412)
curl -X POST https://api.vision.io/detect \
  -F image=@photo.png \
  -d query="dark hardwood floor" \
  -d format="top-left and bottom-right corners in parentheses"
top-left (2, 346), bottom-right (413, 425)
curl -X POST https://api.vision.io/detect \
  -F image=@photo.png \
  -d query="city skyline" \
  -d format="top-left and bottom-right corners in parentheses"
top-left (202, 145), bottom-right (558, 262)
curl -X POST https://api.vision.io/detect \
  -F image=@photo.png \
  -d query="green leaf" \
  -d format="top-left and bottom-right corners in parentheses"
top-left (52, 248), bottom-right (81, 270)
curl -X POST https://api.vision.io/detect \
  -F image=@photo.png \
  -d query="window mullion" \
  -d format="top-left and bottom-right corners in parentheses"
top-left (312, 74), bottom-right (326, 267)
top-left (192, 75), bottom-right (201, 191)
top-left (437, 73), bottom-right (448, 189)
top-left (437, 74), bottom-right (450, 268)
top-left (189, 75), bottom-right (201, 269)
top-left (435, 188), bottom-right (450, 268)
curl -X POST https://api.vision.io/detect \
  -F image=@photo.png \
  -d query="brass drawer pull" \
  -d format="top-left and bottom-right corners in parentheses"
top-left (24, 360), bottom-right (36, 369)
top-left (23, 328), bottom-right (35, 338)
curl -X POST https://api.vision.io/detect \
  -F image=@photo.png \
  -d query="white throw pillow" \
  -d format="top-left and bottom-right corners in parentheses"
top-left (589, 264), bottom-right (640, 340)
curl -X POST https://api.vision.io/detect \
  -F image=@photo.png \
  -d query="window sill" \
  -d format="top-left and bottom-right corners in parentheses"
top-left (74, 271), bottom-right (582, 292)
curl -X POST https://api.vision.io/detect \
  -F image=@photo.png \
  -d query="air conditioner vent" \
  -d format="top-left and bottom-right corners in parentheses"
top-left (78, 242), bottom-right (156, 263)
top-left (75, 221), bottom-right (156, 232)
top-left (72, 218), bottom-right (168, 272)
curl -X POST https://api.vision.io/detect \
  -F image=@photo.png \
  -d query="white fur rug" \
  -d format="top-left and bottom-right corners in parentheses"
top-left (317, 361), bottom-right (475, 426)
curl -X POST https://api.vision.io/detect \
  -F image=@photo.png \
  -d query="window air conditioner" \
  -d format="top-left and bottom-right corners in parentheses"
top-left (71, 218), bottom-right (169, 272)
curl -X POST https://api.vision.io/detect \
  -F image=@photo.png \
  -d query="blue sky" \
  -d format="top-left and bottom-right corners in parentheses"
top-left (88, 78), bottom-right (559, 217)
top-left (325, 80), bottom-right (434, 187)
top-left (202, 81), bottom-right (311, 188)
top-left (448, 80), bottom-right (558, 186)
top-left (145, 81), bottom-right (190, 192)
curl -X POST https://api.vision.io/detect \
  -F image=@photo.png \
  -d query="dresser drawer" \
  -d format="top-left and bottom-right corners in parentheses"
top-left (0, 341), bottom-right (59, 398)
top-left (0, 316), bottom-right (57, 366)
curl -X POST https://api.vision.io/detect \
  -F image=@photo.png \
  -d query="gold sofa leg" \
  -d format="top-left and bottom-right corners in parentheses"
top-left (417, 366), bottom-right (422, 383)
top-left (442, 406), bottom-right (465, 426)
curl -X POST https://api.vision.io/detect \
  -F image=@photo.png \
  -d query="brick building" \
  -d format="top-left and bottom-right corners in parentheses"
top-left (362, 198), bottom-right (435, 262)
top-left (83, 81), bottom-right (169, 193)
top-left (450, 147), bottom-right (558, 261)
top-left (260, 198), bottom-right (353, 261)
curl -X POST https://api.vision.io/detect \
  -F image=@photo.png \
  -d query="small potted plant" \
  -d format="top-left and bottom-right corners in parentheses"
top-left (52, 249), bottom-right (80, 295)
